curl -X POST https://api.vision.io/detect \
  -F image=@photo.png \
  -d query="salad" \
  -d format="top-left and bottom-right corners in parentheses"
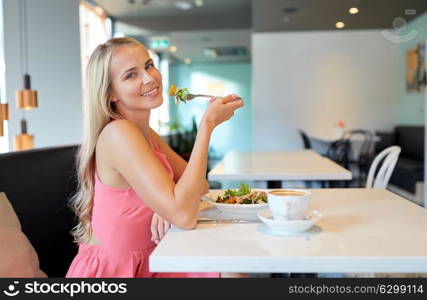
top-left (169, 84), bottom-right (189, 104)
top-left (216, 183), bottom-right (268, 204)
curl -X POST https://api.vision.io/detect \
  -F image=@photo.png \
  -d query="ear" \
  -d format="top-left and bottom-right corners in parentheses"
top-left (108, 92), bottom-right (119, 103)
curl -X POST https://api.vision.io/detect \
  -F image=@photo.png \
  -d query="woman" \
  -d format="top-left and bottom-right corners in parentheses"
top-left (66, 37), bottom-right (243, 278)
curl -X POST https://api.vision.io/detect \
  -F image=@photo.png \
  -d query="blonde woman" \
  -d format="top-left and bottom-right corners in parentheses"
top-left (66, 37), bottom-right (243, 278)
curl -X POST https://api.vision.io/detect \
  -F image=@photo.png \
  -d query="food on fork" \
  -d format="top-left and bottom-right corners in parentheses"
top-left (169, 84), bottom-right (243, 104)
top-left (169, 84), bottom-right (189, 104)
top-left (216, 183), bottom-right (268, 204)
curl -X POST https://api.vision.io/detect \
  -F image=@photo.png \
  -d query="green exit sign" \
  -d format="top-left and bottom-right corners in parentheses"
top-left (150, 39), bottom-right (169, 49)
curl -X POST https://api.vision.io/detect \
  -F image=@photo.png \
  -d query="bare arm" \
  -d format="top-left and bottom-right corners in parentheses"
top-left (150, 128), bottom-right (209, 194)
top-left (103, 95), bottom-right (243, 229)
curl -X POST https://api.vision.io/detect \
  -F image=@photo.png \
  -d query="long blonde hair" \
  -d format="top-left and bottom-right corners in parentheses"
top-left (70, 37), bottom-right (142, 244)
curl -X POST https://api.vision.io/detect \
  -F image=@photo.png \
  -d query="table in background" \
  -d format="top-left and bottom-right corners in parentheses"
top-left (208, 150), bottom-right (352, 188)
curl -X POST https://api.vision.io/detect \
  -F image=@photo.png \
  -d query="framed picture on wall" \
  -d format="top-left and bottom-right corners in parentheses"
top-left (406, 43), bottom-right (426, 93)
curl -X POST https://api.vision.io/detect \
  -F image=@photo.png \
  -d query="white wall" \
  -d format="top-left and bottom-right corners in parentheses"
top-left (251, 30), bottom-right (399, 151)
top-left (2, 0), bottom-right (82, 150)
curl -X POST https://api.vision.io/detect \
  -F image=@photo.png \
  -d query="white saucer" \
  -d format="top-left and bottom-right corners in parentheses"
top-left (257, 224), bottom-right (322, 238)
top-left (257, 209), bottom-right (322, 234)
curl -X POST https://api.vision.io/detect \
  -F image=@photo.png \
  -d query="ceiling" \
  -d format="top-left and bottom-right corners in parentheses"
top-left (253, 0), bottom-right (427, 32)
top-left (91, 0), bottom-right (427, 63)
top-left (94, 0), bottom-right (250, 18)
top-left (94, 0), bottom-right (251, 31)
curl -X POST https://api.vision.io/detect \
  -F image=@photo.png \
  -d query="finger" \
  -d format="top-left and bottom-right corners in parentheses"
top-left (226, 99), bottom-right (244, 110)
top-left (221, 94), bottom-right (240, 104)
top-left (157, 219), bottom-right (165, 242)
top-left (164, 220), bottom-right (171, 234)
top-left (209, 97), bottom-right (219, 103)
top-left (151, 215), bottom-right (159, 243)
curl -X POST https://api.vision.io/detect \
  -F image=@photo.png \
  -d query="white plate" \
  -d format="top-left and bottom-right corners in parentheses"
top-left (257, 208), bottom-right (322, 234)
top-left (201, 190), bottom-right (268, 220)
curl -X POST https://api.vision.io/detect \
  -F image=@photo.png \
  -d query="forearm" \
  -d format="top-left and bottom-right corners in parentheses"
top-left (173, 120), bottom-right (213, 226)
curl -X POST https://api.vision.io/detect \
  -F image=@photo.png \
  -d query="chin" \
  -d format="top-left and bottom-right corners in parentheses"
top-left (149, 95), bottom-right (163, 109)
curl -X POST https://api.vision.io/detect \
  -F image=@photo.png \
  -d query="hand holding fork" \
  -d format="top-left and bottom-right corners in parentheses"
top-left (184, 93), bottom-right (243, 101)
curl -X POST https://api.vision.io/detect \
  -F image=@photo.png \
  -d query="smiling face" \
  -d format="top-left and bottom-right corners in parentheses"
top-left (108, 44), bottom-right (163, 115)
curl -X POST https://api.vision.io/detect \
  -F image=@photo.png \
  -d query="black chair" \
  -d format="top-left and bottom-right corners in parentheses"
top-left (342, 129), bottom-right (374, 185)
top-left (298, 129), bottom-right (312, 149)
top-left (326, 139), bottom-right (351, 169)
top-left (326, 139), bottom-right (351, 187)
top-left (374, 127), bottom-right (424, 194)
top-left (0, 145), bottom-right (79, 277)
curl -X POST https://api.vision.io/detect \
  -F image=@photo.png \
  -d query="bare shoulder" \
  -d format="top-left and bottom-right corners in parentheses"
top-left (100, 119), bottom-right (141, 141)
top-left (96, 120), bottom-right (151, 189)
top-left (95, 121), bottom-right (135, 188)
top-left (97, 119), bottom-right (150, 165)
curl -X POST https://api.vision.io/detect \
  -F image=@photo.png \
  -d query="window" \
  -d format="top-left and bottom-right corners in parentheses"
top-left (79, 0), bottom-right (111, 84)
top-left (79, 1), bottom-right (169, 134)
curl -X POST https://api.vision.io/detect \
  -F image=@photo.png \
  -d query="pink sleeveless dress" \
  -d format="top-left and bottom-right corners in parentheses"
top-left (66, 141), bottom-right (219, 278)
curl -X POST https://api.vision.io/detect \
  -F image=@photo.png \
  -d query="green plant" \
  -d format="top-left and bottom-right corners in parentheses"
top-left (166, 117), bottom-right (197, 161)
top-left (165, 117), bottom-right (220, 174)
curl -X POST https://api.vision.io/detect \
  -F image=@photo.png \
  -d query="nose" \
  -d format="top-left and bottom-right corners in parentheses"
top-left (141, 70), bottom-right (154, 85)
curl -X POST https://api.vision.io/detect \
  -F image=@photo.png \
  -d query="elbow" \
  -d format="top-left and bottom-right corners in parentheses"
top-left (168, 192), bottom-right (202, 229)
top-left (173, 212), bottom-right (197, 230)
top-left (175, 219), bottom-right (197, 230)
top-left (177, 220), bottom-right (197, 230)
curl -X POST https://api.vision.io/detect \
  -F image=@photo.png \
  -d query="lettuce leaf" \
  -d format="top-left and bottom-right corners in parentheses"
top-left (224, 183), bottom-right (251, 198)
top-left (237, 183), bottom-right (251, 196)
top-left (175, 88), bottom-right (189, 103)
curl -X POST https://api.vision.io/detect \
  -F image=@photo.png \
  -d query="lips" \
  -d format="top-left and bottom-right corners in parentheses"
top-left (140, 87), bottom-right (159, 97)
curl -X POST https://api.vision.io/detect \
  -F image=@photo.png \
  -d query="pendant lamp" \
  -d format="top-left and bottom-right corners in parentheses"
top-left (0, 103), bottom-right (8, 136)
top-left (14, 0), bottom-right (38, 150)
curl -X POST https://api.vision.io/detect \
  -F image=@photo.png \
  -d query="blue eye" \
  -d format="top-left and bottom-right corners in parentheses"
top-left (126, 72), bottom-right (137, 79)
top-left (146, 63), bottom-right (155, 70)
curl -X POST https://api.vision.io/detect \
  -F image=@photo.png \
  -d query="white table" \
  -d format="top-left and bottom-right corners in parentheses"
top-left (150, 189), bottom-right (427, 273)
top-left (208, 150), bottom-right (351, 188)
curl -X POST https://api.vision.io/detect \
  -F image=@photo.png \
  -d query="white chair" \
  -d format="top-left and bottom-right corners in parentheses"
top-left (365, 146), bottom-right (401, 188)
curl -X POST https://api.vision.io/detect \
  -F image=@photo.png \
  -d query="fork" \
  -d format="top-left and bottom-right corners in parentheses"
top-left (184, 94), bottom-right (243, 101)
top-left (197, 219), bottom-right (261, 224)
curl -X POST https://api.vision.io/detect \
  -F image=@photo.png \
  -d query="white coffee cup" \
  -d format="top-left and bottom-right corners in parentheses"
top-left (267, 189), bottom-right (311, 220)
